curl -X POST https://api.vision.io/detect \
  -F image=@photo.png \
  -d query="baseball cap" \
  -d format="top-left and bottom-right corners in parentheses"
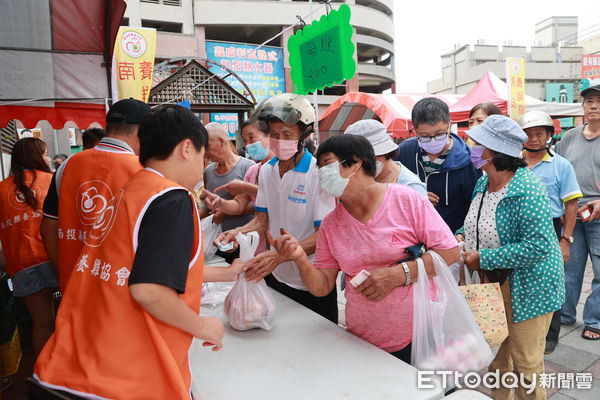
top-left (581, 84), bottom-right (600, 99)
top-left (106, 98), bottom-right (151, 124)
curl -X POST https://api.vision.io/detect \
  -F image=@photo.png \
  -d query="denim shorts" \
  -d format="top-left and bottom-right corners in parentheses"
top-left (11, 262), bottom-right (59, 297)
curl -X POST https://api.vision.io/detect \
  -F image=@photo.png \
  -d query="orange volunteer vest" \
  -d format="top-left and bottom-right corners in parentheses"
top-left (56, 140), bottom-right (141, 291)
top-left (35, 169), bottom-right (204, 400)
top-left (0, 170), bottom-right (52, 276)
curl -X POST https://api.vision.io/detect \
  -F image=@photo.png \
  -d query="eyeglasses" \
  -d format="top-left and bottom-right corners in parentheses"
top-left (417, 133), bottom-right (448, 143)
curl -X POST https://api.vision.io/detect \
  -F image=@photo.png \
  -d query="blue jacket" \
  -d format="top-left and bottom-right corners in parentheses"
top-left (394, 134), bottom-right (481, 233)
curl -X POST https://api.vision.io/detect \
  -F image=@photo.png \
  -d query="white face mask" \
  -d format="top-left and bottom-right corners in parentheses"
top-left (375, 160), bottom-right (384, 177)
top-left (318, 160), bottom-right (357, 198)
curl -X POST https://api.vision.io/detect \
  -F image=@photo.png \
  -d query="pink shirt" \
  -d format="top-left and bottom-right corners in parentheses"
top-left (314, 184), bottom-right (457, 352)
top-left (243, 162), bottom-right (266, 254)
top-left (243, 163), bottom-right (261, 201)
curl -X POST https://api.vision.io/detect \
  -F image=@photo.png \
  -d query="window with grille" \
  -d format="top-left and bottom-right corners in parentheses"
top-left (140, 0), bottom-right (159, 4)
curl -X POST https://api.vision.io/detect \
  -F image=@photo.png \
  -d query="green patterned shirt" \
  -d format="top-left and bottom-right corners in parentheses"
top-left (459, 167), bottom-right (565, 323)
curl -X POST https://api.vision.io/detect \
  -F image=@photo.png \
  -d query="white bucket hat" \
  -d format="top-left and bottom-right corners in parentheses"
top-left (344, 120), bottom-right (397, 156)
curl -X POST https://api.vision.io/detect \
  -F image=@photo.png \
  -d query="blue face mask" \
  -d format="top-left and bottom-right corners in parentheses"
top-left (245, 140), bottom-right (269, 161)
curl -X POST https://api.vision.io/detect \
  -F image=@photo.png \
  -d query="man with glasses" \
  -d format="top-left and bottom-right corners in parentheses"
top-left (395, 97), bottom-right (481, 232)
top-left (555, 84), bottom-right (600, 341)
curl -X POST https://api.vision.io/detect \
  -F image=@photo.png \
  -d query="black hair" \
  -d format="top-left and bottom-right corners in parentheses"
top-left (411, 98), bottom-right (450, 129)
top-left (316, 134), bottom-right (377, 177)
top-left (240, 119), bottom-right (269, 136)
top-left (106, 122), bottom-right (137, 136)
top-left (53, 153), bottom-right (68, 161)
top-left (82, 128), bottom-right (106, 149)
top-left (138, 105), bottom-right (208, 165)
top-left (383, 149), bottom-right (397, 160)
top-left (304, 138), bottom-right (316, 155)
top-left (490, 150), bottom-right (527, 172)
top-left (469, 103), bottom-right (503, 119)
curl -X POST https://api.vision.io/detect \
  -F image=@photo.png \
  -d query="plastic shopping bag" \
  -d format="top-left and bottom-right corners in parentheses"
top-left (412, 251), bottom-right (493, 383)
top-left (201, 282), bottom-right (234, 308)
top-left (224, 232), bottom-right (276, 331)
top-left (448, 242), bottom-right (465, 285)
top-left (201, 215), bottom-right (222, 261)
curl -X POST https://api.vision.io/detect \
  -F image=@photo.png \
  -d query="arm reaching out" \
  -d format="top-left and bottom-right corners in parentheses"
top-left (130, 283), bottom-right (224, 351)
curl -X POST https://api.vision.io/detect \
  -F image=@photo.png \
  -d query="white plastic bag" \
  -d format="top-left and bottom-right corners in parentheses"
top-left (412, 251), bottom-right (493, 382)
top-left (224, 232), bottom-right (276, 331)
top-left (201, 215), bottom-right (222, 261)
top-left (448, 242), bottom-right (465, 284)
top-left (201, 282), bottom-right (234, 308)
top-left (464, 264), bottom-right (482, 285)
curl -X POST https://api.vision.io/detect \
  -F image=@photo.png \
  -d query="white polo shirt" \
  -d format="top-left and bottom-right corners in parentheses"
top-left (255, 149), bottom-right (335, 290)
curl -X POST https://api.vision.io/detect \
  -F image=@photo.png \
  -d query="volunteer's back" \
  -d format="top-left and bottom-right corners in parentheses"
top-left (41, 98), bottom-right (151, 292)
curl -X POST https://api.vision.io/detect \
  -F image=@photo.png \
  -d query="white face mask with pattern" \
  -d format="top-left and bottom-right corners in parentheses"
top-left (318, 160), bottom-right (358, 198)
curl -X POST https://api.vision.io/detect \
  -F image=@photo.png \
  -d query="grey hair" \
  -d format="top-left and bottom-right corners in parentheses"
top-left (411, 98), bottom-right (450, 129)
top-left (205, 122), bottom-right (229, 139)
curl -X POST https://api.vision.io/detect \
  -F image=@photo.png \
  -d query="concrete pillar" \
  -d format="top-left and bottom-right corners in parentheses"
top-left (282, 26), bottom-right (293, 93)
top-left (345, 27), bottom-right (360, 93)
top-left (195, 25), bottom-right (207, 59)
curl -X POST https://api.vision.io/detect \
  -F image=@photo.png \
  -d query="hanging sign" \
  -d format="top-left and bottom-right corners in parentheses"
top-left (111, 27), bottom-right (157, 102)
top-left (288, 4), bottom-right (356, 95)
top-left (505, 57), bottom-right (526, 120)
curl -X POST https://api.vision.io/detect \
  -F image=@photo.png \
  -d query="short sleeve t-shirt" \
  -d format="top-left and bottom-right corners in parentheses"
top-left (129, 190), bottom-right (194, 293)
top-left (314, 184), bottom-right (457, 352)
top-left (243, 162), bottom-right (262, 202)
top-left (555, 125), bottom-right (600, 208)
top-left (204, 157), bottom-right (255, 231)
top-left (255, 150), bottom-right (336, 290)
top-left (395, 161), bottom-right (427, 196)
top-left (529, 152), bottom-right (582, 218)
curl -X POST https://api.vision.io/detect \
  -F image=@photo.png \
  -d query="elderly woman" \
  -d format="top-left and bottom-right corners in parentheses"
top-left (466, 103), bottom-right (503, 147)
top-left (457, 115), bottom-right (564, 400)
top-left (468, 102), bottom-right (503, 128)
top-left (266, 134), bottom-right (459, 363)
top-left (204, 119), bottom-right (274, 255)
top-left (344, 120), bottom-right (426, 195)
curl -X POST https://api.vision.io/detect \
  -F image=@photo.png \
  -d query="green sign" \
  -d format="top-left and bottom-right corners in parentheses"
top-left (288, 4), bottom-right (356, 95)
top-left (545, 83), bottom-right (574, 129)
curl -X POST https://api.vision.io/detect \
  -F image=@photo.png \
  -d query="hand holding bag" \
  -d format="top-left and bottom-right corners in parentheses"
top-left (411, 251), bottom-right (493, 381)
top-left (459, 265), bottom-right (508, 347)
top-left (224, 232), bottom-right (276, 331)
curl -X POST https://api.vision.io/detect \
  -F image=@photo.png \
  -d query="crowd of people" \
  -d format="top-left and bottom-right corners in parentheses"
top-left (0, 84), bottom-right (599, 399)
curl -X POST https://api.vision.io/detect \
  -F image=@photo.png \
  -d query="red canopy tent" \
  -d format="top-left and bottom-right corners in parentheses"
top-left (449, 72), bottom-right (583, 122)
top-left (319, 92), bottom-right (463, 140)
top-left (0, 0), bottom-right (127, 129)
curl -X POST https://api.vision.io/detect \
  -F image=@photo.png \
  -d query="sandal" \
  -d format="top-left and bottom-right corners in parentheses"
top-left (582, 326), bottom-right (600, 340)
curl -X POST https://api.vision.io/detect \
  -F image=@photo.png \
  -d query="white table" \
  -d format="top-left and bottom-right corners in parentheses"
top-left (189, 288), bottom-right (445, 400)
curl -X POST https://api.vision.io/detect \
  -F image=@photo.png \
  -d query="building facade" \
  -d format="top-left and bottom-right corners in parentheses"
top-left (427, 17), bottom-right (584, 101)
top-left (123, 0), bottom-right (395, 108)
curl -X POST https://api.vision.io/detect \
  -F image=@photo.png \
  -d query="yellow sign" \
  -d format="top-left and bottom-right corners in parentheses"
top-left (505, 57), bottom-right (526, 120)
top-left (111, 27), bottom-right (157, 102)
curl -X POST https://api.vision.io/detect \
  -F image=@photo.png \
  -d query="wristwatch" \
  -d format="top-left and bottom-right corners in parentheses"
top-left (401, 262), bottom-right (411, 286)
top-left (561, 235), bottom-right (574, 244)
